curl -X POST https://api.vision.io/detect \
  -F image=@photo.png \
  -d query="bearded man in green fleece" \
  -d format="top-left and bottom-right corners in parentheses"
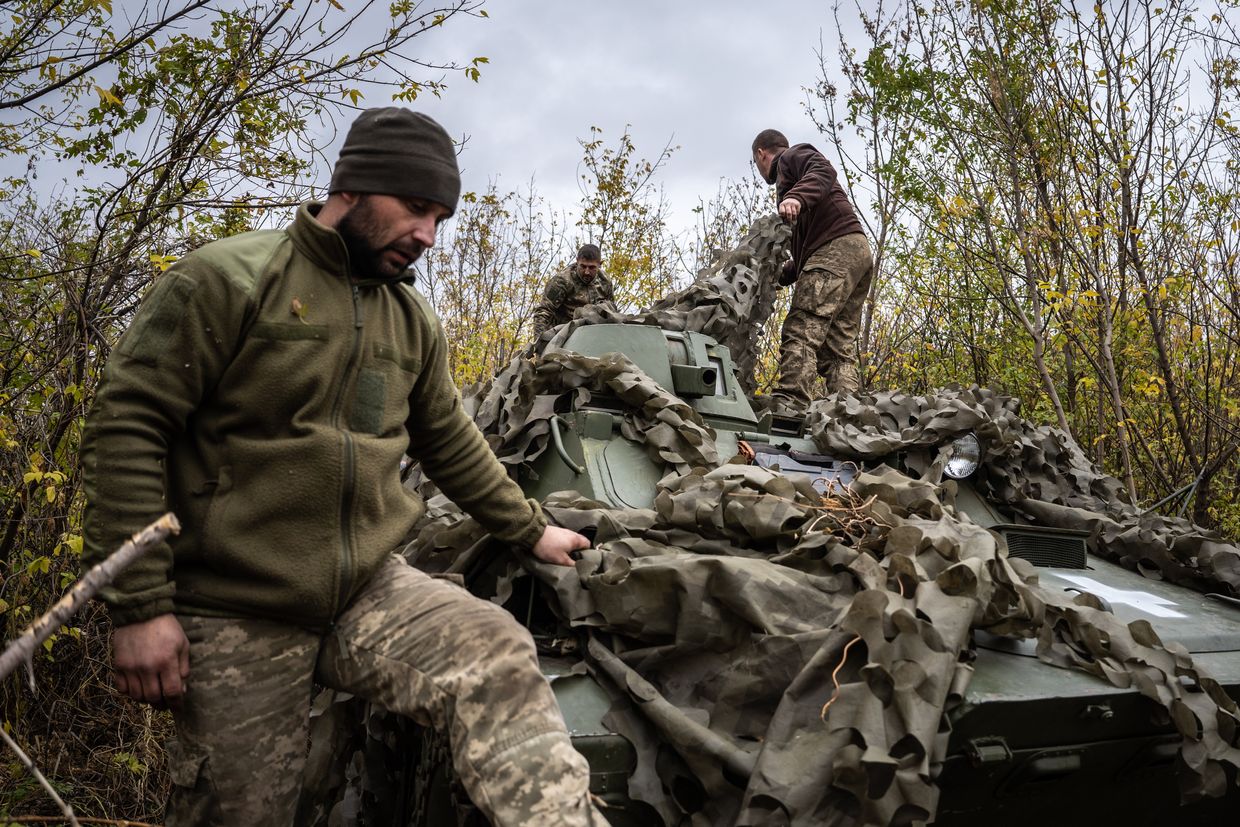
top-left (80, 108), bottom-right (606, 826)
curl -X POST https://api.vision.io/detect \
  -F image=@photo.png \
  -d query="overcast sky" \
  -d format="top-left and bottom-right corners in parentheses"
top-left (346, 0), bottom-right (862, 234)
top-left (5, 1), bottom-right (865, 238)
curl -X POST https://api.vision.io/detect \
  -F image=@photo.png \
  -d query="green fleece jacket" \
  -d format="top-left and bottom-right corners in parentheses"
top-left (81, 203), bottom-right (546, 628)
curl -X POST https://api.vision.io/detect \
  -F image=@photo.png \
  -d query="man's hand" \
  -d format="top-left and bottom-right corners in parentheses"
top-left (112, 613), bottom-right (190, 710)
top-left (737, 440), bottom-right (756, 464)
top-left (778, 197), bottom-right (802, 223)
top-left (530, 525), bottom-right (591, 566)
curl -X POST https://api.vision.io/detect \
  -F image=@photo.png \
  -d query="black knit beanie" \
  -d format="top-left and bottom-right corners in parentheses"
top-left (329, 108), bottom-right (461, 215)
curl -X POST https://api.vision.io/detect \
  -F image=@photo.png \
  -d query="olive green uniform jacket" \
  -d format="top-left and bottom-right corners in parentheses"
top-left (530, 264), bottom-right (615, 336)
top-left (81, 203), bottom-right (546, 629)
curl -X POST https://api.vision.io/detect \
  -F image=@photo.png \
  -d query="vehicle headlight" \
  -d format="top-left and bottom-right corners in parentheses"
top-left (944, 432), bottom-right (982, 479)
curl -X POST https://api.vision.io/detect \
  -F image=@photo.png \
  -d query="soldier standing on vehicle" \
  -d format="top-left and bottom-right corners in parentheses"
top-left (530, 243), bottom-right (616, 337)
top-left (751, 129), bottom-right (873, 410)
top-left (80, 107), bottom-right (605, 827)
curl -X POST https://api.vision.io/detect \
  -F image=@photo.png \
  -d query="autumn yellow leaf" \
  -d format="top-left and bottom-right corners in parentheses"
top-left (94, 84), bottom-right (123, 107)
top-left (150, 253), bottom-right (179, 271)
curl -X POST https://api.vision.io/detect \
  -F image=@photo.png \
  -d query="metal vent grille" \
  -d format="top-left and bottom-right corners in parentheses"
top-left (1001, 529), bottom-right (1088, 569)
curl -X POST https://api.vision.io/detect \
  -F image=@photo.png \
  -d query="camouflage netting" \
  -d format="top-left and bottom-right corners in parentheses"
top-left (471, 350), bottom-right (721, 475)
top-left (806, 388), bottom-right (1240, 597)
top-left (302, 217), bottom-right (1240, 826)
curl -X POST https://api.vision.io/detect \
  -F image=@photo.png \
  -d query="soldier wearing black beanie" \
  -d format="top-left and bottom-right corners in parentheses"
top-left (85, 104), bottom-right (605, 826)
top-left (329, 107), bottom-right (461, 215)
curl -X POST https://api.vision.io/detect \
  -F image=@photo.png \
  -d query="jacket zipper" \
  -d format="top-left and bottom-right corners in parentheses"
top-left (332, 283), bottom-right (365, 614)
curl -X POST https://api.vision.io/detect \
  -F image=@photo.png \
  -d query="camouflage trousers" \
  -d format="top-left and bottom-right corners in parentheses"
top-left (775, 233), bottom-right (873, 407)
top-left (165, 555), bottom-right (603, 827)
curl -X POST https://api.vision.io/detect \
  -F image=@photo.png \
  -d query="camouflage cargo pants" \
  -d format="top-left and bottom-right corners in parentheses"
top-left (165, 555), bottom-right (604, 826)
top-left (775, 232), bottom-right (873, 407)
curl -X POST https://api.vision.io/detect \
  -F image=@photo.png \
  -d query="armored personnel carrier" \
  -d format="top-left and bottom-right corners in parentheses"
top-left (256, 217), bottom-right (1236, 826)
top-left (400, 317), bottom-right (1240, 826)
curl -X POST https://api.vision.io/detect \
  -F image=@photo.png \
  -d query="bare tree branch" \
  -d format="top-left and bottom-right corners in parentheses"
top-left (0, 512), bottom-right (181, 687)
top-left (0, 1), bottom-right (214, 111)
top-left (0, 513), bottom-right (181, 825)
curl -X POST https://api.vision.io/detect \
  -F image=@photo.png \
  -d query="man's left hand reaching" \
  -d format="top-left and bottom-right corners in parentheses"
top-left (529, 524), bottom-right (591, 566)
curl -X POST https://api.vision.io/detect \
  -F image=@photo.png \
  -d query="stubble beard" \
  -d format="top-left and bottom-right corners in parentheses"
top-left (337, 196), bottom-right (424, 281)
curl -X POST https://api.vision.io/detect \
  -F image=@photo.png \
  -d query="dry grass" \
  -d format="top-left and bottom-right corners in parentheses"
top-left (2, 601), bottom-right (170, 822)
top-left (804, 483), bottom-right (888, 543)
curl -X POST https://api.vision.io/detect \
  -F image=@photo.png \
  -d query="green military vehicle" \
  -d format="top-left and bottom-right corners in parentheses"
top-left (404, 321), bottom-right (1240, 826)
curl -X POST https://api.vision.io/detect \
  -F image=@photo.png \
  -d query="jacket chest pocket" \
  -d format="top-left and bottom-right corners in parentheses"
top-left (245, 322), bottom-right (333, 422)
top-left (352, 344), bottom-right (421, 435)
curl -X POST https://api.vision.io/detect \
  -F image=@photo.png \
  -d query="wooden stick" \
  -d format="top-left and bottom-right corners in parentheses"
top-left (0, 513), bottom-right (181, 823)
top-left (0, 513), bottom-right (181, 827)
top-left (0, 513), bottom-right (180, 688)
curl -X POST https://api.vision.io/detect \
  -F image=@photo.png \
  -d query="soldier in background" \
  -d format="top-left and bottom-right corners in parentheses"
top-left (531, 243), bottom-right (616, 337)
top-left (751, 129), bottom-right (873, 410)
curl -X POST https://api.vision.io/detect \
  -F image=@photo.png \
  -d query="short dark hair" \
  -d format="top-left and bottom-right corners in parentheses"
top-left (751, 129), bottom-right (789, 153)
top-left (577, 243), bottom-right (602, 262)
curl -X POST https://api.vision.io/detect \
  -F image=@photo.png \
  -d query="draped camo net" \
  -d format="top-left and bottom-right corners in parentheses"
top-left (301, 217), bottom-right (1240, 826)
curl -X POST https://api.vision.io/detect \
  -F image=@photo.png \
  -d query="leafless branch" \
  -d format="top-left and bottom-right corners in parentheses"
top-left (0, 512), bottom-right (180, 826)
top-left (0, 512), bottom-right (181, 687)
